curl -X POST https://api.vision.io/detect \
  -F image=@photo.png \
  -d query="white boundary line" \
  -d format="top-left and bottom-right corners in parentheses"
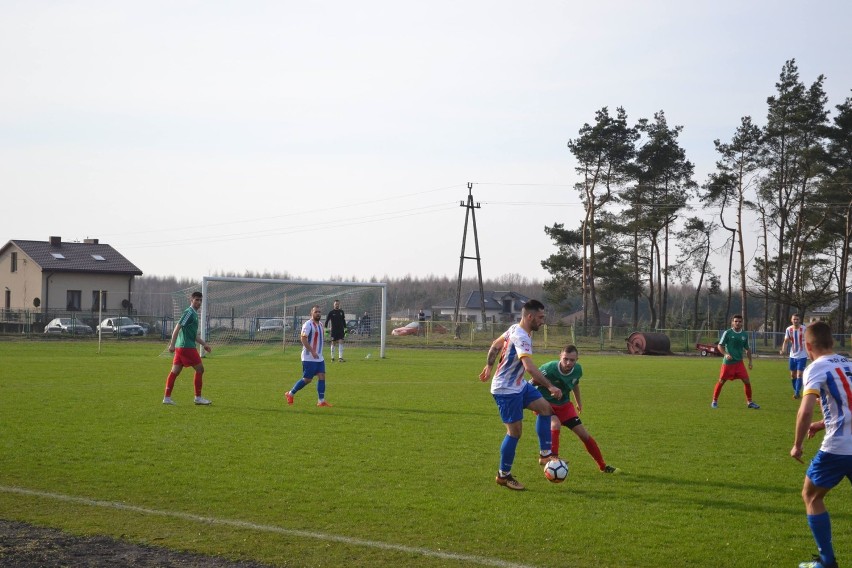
top-left (0, 485), bottom-right (537, 568)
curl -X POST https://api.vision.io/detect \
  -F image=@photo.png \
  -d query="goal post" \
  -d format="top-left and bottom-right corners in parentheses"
top-left (199, 276), bottom-right (387, 358)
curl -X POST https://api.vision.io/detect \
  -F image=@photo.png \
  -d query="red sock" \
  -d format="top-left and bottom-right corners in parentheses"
top-left (712, 382), bottom-right (723, 401)
top-left (164, 372), bottom-right (177, 397)
top-left (194, 372), bottom-right (203, 397)
top-left (551, 429), bottom-right (561, 456)
top-left (583, 436), bottom-right (606, 470)
top-left (744, 383), bottom-right (753, 402)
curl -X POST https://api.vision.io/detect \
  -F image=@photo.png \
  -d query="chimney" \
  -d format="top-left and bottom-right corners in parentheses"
top-left (49, 236), bottom-right (61, 246)
top-left (84, 238), bottom-right (99, 244)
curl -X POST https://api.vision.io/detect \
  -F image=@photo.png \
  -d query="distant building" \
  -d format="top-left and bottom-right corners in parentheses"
top-left (432, 290), bottom-right (530, 324)
top-left (0, 236), bottom-right (143, 314)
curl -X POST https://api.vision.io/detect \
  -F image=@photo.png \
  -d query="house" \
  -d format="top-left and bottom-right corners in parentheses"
top-left (432, 291), bottom-right (530, 324)
top-left (0, 236), bottom-right (143, 316)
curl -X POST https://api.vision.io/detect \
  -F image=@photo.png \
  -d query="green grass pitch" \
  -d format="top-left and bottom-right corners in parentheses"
top-left (0, 341), bottom-right (847, 567)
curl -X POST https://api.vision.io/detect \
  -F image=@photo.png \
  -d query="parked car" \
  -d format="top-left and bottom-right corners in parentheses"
top-left (258, 318), bottom-right (286, 332)
top-left (43, 317), bottom-right (94, 335)
top-left (133, 319), bottom-right (154, 335)
top-left (97, 316), bottom-right (145, 337)
top-left (391, 321), bottom-right (448, 336)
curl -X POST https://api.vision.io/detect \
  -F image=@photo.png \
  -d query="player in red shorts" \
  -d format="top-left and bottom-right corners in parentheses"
top-left (162, 291), bottom-right (213, 406)
top-left (711, 314), bottom-right (759, 409)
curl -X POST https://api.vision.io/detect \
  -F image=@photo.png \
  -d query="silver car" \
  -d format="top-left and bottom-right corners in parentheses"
top-left (44, 317), bottom-right (94, 335)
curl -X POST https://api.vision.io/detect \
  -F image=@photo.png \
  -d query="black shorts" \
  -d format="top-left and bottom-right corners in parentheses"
top-left (331, 331), bottom-right (345, 341)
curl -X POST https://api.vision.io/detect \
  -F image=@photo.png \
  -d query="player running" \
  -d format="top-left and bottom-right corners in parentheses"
top-left (537, 345), bottom-right (620, 474)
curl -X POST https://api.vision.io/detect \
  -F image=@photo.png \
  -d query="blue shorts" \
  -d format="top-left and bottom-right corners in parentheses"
top-left (807, 450), bottom-right (852, 489)
top-left (492, 382), bottom-right (543, 424)
top-left (789, 357), bottom-right (807, 372)
top-left (302, 360), bottom-right (326, 379)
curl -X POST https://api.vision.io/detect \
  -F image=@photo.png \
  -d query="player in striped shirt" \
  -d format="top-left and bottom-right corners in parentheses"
top-left (791, 321), bottom-right (851, 568)
top-left (479, 299), bottom-right (563, 491)
top-left (285, 305), bottom-right (332, 407)
top-left (781, 313), bottom-right (808, 399)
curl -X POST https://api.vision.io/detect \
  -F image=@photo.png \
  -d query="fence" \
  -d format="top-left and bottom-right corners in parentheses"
top-left (3, 308), bottom-right (849, 355)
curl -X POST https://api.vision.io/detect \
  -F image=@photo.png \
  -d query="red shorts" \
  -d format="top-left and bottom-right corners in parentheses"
top-left (551, 401), bottom-right (581, 426)
top-left (719, 360), bottom-right (749, 381)
top-left (173, 347), bottom-right (202, 368)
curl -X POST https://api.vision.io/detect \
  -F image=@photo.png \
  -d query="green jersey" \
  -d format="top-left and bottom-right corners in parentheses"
top-left (176, 306), bottom-right (199, 348)
top-left (537, 360), bottom-right (583, 405)
top-left (718, 328), bottom-right (749, 364)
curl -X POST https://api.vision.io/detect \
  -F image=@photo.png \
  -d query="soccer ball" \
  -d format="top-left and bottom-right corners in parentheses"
top-left (543, 459), bottom-right (569, 483)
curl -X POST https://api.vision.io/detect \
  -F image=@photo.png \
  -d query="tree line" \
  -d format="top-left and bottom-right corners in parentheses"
top-left (542, 58), bottom-right (852, 336)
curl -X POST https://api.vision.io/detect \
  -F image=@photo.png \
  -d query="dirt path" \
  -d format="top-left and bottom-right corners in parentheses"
top-left (0, 520), bottom-right (275, 567)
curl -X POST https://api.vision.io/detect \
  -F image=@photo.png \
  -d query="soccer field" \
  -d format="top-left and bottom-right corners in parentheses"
top-left (0, 341), bottom-right (845, 567)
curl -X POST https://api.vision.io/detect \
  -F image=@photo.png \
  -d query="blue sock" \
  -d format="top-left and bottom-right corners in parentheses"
top-left (807, 512), bottom-right (835, 565)
top-left (795, 378), bottom-right (803, 396)
top-left (500, 435), bottom-right (519, 474)
top-left (536, 414), bottom-right (552, 454)
top-left (317, 379), bottom-right (326, 400)
top-left (290, 378), bottom-right (308, 394)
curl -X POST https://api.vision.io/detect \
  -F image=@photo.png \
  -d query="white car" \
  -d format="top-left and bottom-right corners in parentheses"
top-left (258, 318), bottom-right (286, 332)
top-left (97, 316), bottom-right (145, 337)
top-left (44, 317), bottom-right (94, 335)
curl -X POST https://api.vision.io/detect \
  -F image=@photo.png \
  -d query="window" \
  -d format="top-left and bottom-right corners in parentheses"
top-left (4, 290), bottom-right (9, 309)
top-left (51, 252), bottom-right (65, 259)
top-left (91, 254), bottom-right (106, 261)
top-left (10, 252), bottom-right (17, 273)
top-left (66, 290), bottom-right (82, 311)
top-left (91, 290), bottom-right (107, 311)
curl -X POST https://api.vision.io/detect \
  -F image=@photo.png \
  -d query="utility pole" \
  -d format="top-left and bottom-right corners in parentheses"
top-left (453, 183), bottom-right (487, 337)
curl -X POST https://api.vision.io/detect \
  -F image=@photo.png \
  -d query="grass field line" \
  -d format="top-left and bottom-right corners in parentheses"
top-left (0, 485), bottom-right (538, 568)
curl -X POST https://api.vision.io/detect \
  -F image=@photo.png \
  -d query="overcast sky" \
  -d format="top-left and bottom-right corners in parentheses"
top-left (2, 1), bottom-right (850, 284)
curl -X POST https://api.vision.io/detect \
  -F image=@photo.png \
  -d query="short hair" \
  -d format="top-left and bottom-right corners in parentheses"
top-left (561, 344), bottom-right (579, 355)
top-left (522, 299), bottom-right (545, 314)
top-left (805, 321), bottom-right (834, 350)
top-left (191, 291), bottom-right (203, 300)
top-left (731, 314), bottom-right (742, 320)
top-left (791, 313), bottom-right (801, 319)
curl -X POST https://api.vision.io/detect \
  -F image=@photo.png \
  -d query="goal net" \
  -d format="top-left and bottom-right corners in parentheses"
top-left (194, 276), bottom-right (387, 357)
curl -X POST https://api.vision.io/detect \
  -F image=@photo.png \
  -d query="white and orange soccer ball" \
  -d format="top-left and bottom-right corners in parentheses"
top-left (543, 459), bottom-right (569, 483)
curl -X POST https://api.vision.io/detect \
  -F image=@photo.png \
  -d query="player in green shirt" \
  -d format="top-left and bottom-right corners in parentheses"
top-left (711, 314), bottom-right (759, 409)
top-left (537, 345), bottom-right (620, 474)
top-left (162, 291), bottom-right (213, 406)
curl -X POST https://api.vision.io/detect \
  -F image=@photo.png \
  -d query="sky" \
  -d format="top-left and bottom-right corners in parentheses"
top-left (2, 1), bottom-right (851, 284)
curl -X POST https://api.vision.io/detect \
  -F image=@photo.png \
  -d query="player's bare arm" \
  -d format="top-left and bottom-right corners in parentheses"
top-left (791, 394), bottom-right (818, 463)
top-left (479, 336), bottom-right (505, 381)
top-left (808, 420), bottom-right (826, 439)
top-left (168, 324), bottom-right (181, 353)
top-left (196, 334), bottom-right (212, 353)
top-left (523, 358), bottom-right (562, 400)
top-left (573, 384), bottom-right (582, 412)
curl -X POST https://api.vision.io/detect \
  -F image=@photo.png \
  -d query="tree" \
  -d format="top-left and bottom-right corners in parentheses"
top-left (625, 111), bottom-right (696, 328)
top-left (702, 116), bottom-right (762, 326)
top-left (758, 59), bottom-right (830, 331)
top-left (675, 216), bottom-right (717, 326)
top-left (565, 107), bottom-right (637, 325)
top-left (821, 96), bottom-right (852, 340)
